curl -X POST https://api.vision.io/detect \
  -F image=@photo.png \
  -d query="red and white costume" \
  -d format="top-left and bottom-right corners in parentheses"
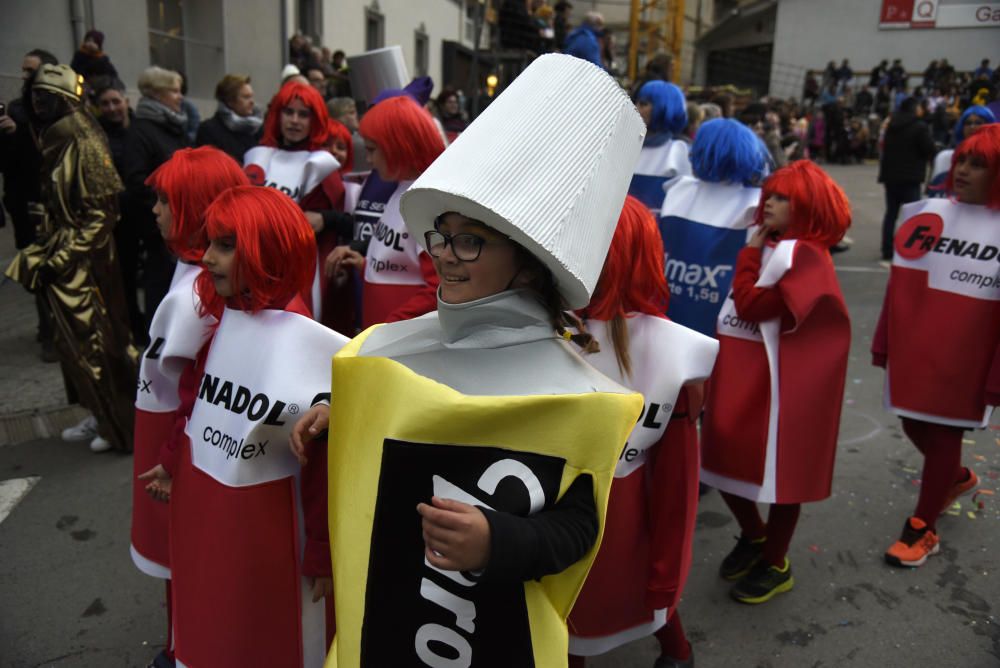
top-left (701, 240), bottom-right (850, 503)
top-left (568, 314), bottom-right (717, 656)
top-left (131, 262), bottom-right (215, 578)
top-left (873, 198), bottom-right (1000, 427)
top-left (244, 146), bottom-right (343, 323)
top-left (170, 302), bottom-right (348, 668)
top-left (361, 179), bottom-right (438, 327)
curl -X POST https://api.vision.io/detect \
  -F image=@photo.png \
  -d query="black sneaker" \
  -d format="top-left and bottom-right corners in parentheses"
top-left (730, 558), bottom-right (794, 604)
top-left (654, 652), bottom-right (694, 668)
top-left (719, 535), bottom-right (766, 581)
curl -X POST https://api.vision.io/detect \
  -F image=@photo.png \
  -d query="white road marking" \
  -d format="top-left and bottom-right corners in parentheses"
top-left (835, 265), bottom-right (889, 273)
top-left (0, 476), bottom-right (40, 526)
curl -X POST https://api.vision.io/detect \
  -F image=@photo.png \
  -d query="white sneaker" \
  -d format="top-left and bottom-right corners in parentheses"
top-left (89, 435), bottom-right (112, 453)
top-left (61, 415), bottom-right (98, 442)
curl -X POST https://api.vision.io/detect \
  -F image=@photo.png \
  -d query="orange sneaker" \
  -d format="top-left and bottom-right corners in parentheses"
top-left (940, 467), bottom-right (979, 514)
top-left (884, 517), bottom-right (940, 568)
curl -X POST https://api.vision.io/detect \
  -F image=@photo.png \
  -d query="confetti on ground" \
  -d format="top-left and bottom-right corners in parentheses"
top-left (809, 545), bottom-right (821, 553)
top-left (845, 399), bottom-right (855, 405)
top-left (967, 511), bottom-right (977, 520)
top-left (963, 439), bottom-right (976, 445)
top-left (974, 454), bottom-right (987, 462)
top-left (911, 479), bottom-right (921, 486)
top-left (946, 502), bottom-right (962, 516)
top-left (902, 467), bottom-right (918, 474)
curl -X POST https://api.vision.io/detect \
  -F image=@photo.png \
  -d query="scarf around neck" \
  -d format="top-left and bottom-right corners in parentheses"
top-left (217, 103), bottom-right (263, 134)
top-left (135, 96), bottom-right (187, 131)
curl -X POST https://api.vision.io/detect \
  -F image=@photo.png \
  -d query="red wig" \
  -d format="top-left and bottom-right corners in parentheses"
top-left (260, 81), bottom-right (330, 150)
top-left (945, 124), bottom-right (1000, 209)
top-left (583, 195), bottom-right (671, 377)
top-left (358, 95), bottom-right (445, 179)
top-left (327, 119), bottom-right (354, 172)
top-left (196, 186), bottom-right (317, 314)
top-left (588, 195), bottom-right (670, 321)
top-left (146, 147), bottom-right (249, 262)
top-left (755, 160), bottom-right (851, 246)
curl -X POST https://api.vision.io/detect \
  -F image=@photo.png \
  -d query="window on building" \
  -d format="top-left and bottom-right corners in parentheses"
top-left (365, 5), bottom-right (385, 51)
top-left (147, 0), bottom-right (224, 99)
top-left (415, 26), bottom-right (429, 77)
top-left (298, 0), bottom-right (322, 45)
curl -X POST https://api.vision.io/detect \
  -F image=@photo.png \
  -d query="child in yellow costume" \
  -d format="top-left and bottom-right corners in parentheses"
top-left (291, 54), bottom-right (648, 667)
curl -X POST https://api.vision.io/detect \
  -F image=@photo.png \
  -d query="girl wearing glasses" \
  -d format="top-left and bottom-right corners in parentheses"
top-left (323, 94), bottom-right (446, 329)
top-left (292, 54), bottom-right (650, 666)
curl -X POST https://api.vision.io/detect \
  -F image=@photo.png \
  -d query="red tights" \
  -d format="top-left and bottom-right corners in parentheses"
top-left (720, 493), bottom-right (800, 567)
top-left (901, 417), bottom-right (965, 530)
top-left (567, 610), bottom-right (691, 666)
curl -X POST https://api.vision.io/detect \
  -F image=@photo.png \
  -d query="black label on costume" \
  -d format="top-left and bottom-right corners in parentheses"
top-left (360, 439), bottom-right (566, 667)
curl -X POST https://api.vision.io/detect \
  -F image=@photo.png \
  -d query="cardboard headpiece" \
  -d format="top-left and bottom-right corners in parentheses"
top-left (347, 46), bottom-right (409, 113)
top-left (400, 54), bottom-right (646, 309)
top-left (33, 64), bottom-right (84, 102)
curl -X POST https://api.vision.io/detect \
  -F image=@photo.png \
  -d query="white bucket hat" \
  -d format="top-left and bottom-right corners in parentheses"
top-left (400, 53), bottom-right (645, 309)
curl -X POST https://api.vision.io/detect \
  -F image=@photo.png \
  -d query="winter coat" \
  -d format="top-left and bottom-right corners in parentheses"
top-left (877, 113), bottom-right (935, 185)
top-left (195, 111), bottom-right (262, 164)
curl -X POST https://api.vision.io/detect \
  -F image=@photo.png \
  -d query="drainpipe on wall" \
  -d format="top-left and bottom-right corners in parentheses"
top-left (70, 0), bottom-right (87, 48)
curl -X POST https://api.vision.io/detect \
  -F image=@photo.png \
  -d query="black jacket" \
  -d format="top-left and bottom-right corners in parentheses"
top-left (0, 98), bottom-right (43, 248)
top-left (878, 113), bottom-right (936, 185)
top-left (195, 111), bottom-right (261, 164)
top-left (70, 50), bottom-right (118, 82)
top-left (123, 116), bottom-right (190, 231)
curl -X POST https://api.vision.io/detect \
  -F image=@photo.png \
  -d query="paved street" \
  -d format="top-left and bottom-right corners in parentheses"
top-left (1, 162), bottom-right (998, 667)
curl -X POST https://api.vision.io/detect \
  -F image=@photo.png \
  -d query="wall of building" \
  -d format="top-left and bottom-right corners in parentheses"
top-left (770, 0), bottom-right (999, 99)
top-left (319, 0), bottom-right (470, 95)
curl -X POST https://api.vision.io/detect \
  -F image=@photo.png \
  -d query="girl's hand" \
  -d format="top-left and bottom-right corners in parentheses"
top-left (305, 211), bottom-right (325, 233)
top-left (138, 464), bottom-right (172, 503)
top-left (289, 404), bottom-right (329, 465)
top-left (417, 496), bottom-right (491, 572)
top-left (324, 246), bottom-right (364, 279)
top-left (308, 576), bottom-right (333, 602)
top-left (747, 225), bottom-right (770, 249)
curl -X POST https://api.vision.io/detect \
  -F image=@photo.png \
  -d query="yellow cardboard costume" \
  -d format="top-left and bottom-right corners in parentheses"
top-left (324, 54), bottom-right (648, 668)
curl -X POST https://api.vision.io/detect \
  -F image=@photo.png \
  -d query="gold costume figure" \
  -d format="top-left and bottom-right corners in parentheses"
top-left (5, 64), bottom-right (139, 451)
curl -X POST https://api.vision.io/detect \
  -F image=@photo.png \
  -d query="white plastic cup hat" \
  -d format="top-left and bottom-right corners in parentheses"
top-left (400, 53), bottom-right (646, 309)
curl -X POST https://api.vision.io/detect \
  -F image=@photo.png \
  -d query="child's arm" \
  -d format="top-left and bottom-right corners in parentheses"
top-left (417, 474), bottom-right (598, 582)
top-left (871, 277), bottom-right (891, 368)
top-left (731, 245), bottom-right (791, 323)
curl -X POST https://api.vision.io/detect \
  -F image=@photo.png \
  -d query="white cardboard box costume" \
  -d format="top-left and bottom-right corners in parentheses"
top-left (325, 54), bottom-right (648, 668)
top-left (568, 315), bottom-right (718, 655)
top-left (171, 308), bottom-right (348, 668)
top-left (131, 262), bottom-right (215, 579)
top-left (658, 176), bottom-right (759, 336)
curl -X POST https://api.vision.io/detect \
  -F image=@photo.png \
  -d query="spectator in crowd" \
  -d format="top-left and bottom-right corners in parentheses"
top-left (329, 49), bottom-right (351, 97)
top-left (631, 52), bottom-right (673, 100)
top-left (564, 11), bottom-right (605, 69)
top-left (869, 59), bottom-right (888, 88)
top-left (177, 72), bottom-right (200, 142)
top-left (533, 1), bottom-right (557, 53)
top-left (821, 61), bottom-right (837, 90)
top-left (877, 96), bottom-right (935, 260)
top-left (5, 63), bottom-right (138, 453)
top-left (740, 102), bottom-right (786, 168)
top-left (700, 102), bottom-right (722, 121)
top-left (89, 76), bottom-right (146, 343)
top-left (281, 63), bottom-right (305, 85)
top-left (835, 58), bottom-right (853, 93)
top-left (554, 1), bottom-right (573, 50)
top-left (711, 92), bottom-right (734, 118)
top-left (124, 66), bottom-right (190, 324)
top-left (434, 87), bottom-right (468, 142)
top-left (305, 65), bottom-right (329, 99)
top-left (803, 70), bottom-right (819, 107)
top-left (196, 73), bottom-right (263, 163)
top-left (328, 96), bottom-right (369, 172)
top-left (888, 58), bottom-right (907, 91)
top-left (0, 48), bottom-right (59, 360)
top-left (973, 58), bottom-right (993, 81)
top-left (923, 60), bottom-right (940, 89)
top-left (69, 29), bottom-right (117, 84)
top-left (288, 33), bottom-right (311, 71)
top-left (683, 101), bottom-right (704, 142)
top-left (499, 0), bottom-right (542, 51)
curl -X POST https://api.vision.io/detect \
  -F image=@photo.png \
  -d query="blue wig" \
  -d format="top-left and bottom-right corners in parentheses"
top-left (954, 105), bottom-right (996, 145)
top-left (690, 118), bottom-right (771, 186)
top-left (637, 80), bottom-right (687, 136)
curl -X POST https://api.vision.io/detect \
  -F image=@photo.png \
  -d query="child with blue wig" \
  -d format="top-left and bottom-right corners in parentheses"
top-left (629, 81), bottom-right (692, 211)
top-left (928, 105), bottom-right (996, 195)
top-left (659, 118), bottom-right (771, 336)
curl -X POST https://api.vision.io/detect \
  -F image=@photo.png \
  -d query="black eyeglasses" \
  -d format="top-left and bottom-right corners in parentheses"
top-left (424, 230), bottom-right (488, 262)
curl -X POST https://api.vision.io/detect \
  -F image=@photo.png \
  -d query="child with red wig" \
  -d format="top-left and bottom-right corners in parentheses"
top-left (701, 160), bottom-right (852, 604)
top-left (568, 196), bottom-right (718, 667)
top-left (167, 186), bottom-right (348, 668)
top-left (874, 125), bottom-right (1000, 568)
top-left (324, 94), bottom-right (446, 327)
top-left (245, 81), bottom-right (355, 332)
top-left (130, 146), bottom-right (247, 668)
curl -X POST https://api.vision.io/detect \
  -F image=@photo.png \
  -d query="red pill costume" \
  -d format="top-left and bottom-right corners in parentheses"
top-left (569, 197), bottom-right (718, 656)
top-left (169, 188), bottom-right (347, 668)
